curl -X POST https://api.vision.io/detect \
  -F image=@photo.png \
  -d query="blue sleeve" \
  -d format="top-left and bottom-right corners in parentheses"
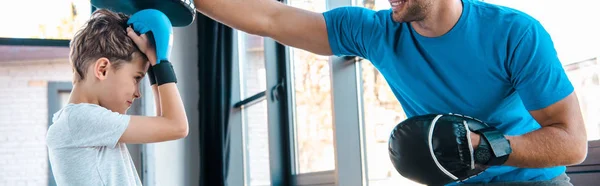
top-left (322, 7), bottom-right (380, 58)
top-left (509, 21), bottom-right (574, 111)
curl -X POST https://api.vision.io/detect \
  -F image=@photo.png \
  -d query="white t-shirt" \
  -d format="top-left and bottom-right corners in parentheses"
top-left (46, 103), bottom-right (142, 186)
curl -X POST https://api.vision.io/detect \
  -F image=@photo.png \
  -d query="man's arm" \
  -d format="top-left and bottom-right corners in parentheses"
top-left (504, 92), bottom-right (587, 167)
top-left (194, 0), bottom-right (331, 55)
top-left (470, 20), bottom-right (588, 168)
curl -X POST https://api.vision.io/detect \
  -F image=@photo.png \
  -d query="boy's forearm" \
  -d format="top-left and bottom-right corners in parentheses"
top-left (156, 83), bottom-right (189, 133)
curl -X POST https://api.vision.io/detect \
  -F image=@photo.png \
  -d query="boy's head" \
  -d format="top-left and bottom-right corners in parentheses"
top-left (70, 9), bottom-right (150, 114)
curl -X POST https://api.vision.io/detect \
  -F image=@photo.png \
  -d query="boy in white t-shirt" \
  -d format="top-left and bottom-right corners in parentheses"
top-left (46, 9), bottom-right (188, 186)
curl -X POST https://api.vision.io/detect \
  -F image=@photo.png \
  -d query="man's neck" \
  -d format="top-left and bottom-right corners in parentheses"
top-left (411, 0), bottom-right (463, 37)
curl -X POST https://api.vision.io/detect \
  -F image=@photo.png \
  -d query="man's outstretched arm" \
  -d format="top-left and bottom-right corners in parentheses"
top-left (194, 0), bottom-right (332, 55)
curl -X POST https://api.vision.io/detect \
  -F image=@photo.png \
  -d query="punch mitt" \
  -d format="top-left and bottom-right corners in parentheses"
top-left (91, 0), bottom-right (196, 27)
top-left (388, 113), bottom-right (512, 185)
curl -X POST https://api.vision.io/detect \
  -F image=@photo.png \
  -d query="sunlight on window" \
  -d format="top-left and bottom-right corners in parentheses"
top-left (0, 0), bottom-right (91, 40)
top-left (484, 0), bottom-right (600, 64)
top-left (288, 0), bottom-right (336, 174)
top-left (237, 32), bottom-right (271, 186)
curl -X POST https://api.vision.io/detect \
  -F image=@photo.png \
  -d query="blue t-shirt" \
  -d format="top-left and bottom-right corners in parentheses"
top-left (323, 0), bottom-right (574, 184)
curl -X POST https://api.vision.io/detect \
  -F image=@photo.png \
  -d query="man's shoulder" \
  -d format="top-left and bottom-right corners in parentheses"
top-left (470, 1), bottom-right (539, 33)
top-left (467, 0), bottom-right (546, 48)
top-left (324, 6), bottom-right (392, 23)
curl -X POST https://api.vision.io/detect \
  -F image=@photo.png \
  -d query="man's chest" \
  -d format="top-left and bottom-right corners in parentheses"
top-left (371, 49), bottom-right (516, 115)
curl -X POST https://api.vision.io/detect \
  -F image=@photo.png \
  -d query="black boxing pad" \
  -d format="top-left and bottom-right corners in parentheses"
top-left (388, 113), bottom-right (511, 185)
top-left (91, 0), bottom-right (196, 27)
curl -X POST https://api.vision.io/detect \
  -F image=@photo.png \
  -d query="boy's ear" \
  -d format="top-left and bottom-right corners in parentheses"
top-left (94, 58), bottom-right (111, 80)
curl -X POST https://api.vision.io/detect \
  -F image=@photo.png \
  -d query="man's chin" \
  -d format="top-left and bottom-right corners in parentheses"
top-left (392, 14), bottom-right (421, 23)
top-left (392, 15), bottom-right (406, 23)
top-left (392, 12), bottom-right (407, 22)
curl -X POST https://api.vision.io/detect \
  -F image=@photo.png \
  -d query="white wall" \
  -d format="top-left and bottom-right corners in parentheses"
top-left (0, 59), bottom-right (72, 186)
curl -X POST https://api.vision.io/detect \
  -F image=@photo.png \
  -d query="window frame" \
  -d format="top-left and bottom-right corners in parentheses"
top-left (47, 82), bottom-right (73, 186)
top-left (228, 0), bottom-right (370, 185)
top-left (228, 29), bottom-right (294, 186)
top-left (282, 0), bottom-right (368, 185)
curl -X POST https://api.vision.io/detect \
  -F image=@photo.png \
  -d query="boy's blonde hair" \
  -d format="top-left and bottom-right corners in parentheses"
top-left (69, 9), bottom-right (147, 83)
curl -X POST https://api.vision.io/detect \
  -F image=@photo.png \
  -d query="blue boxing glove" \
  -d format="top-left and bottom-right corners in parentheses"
top-left (127, 9), bottom-right (177, 86)
top-left (127, 9), bottom-right (173, 65)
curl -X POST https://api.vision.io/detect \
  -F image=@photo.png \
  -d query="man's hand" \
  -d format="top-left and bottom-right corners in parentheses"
top-left (127, 26), bottom-right (158, 66)
top-left (469, 93), bottom-right (587, 168)
top-left (470, 131), bottom-right (481, 150)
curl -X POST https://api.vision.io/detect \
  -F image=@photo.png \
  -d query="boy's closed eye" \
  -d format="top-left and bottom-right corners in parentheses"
top-left (135, 76), bottom-right (143, 83)
top-left (134, 71), bottom-right (145, 84)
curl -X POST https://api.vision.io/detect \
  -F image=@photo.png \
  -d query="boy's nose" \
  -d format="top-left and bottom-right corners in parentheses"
top-left (134, 87), bottom-right (141, 99)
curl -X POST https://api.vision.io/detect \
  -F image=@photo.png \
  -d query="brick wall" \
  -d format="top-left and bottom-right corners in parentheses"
top-left (0, 59), bottom-right (72, 186)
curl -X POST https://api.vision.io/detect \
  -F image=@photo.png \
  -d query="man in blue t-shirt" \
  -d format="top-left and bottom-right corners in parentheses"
top-left (195, 0), bottom-right (587, 185)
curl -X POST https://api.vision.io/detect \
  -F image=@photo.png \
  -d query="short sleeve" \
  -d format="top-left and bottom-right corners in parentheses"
top-left (509, 21), bottom-right (574, 111)
top-left (67, 104), bottom-right (130, 148)
top-left (323, 6), bottom-right (382, 58)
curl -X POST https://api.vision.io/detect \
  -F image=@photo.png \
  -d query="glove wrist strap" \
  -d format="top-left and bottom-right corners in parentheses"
top-left (152, 60), bottom-right (177, 86)
top-left (147, 66), bottom-right (157, 85)
top-left (476, 127), bottom-right (512, 166)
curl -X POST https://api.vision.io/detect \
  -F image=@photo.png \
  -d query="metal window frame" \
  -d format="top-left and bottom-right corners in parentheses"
top-left (329, 55), bottom-right (367, 186)
top-left (227, 29), bottom-right (296, 186)
top-left (227, 30), bottom-right (246, 186)
top-left (0, 38), bottom-right (71, 47)
top-left (265, 37), bottom-right (293, 186)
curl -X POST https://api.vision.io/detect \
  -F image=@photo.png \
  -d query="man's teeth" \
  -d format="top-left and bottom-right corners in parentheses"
top-left (392, 1), bottom-right (402, 6)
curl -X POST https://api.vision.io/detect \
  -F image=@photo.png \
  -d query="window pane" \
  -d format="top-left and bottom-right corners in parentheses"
top-left (59, 91), bottom-right (71, 107)
top-left (237, 32), bottom-right (271, 185)
top-left (243, 100), bottom-right (271, 186)
top-left (483, 0), bottom-right (600, 64)
top-left (362, 61), bottom-right (423, 185)
top-left (358, 0), bottom-right (425, 185)
top-left (288, 0), bottom-right (335, 173)
top-left (483, 0), bottom-right (600, 140)
top-left (239, 33), bottom-right (267, 99)
top-left (0, 0), bottom-right (92, 40)
top-left (564, 59), bottom-right (600, 141)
